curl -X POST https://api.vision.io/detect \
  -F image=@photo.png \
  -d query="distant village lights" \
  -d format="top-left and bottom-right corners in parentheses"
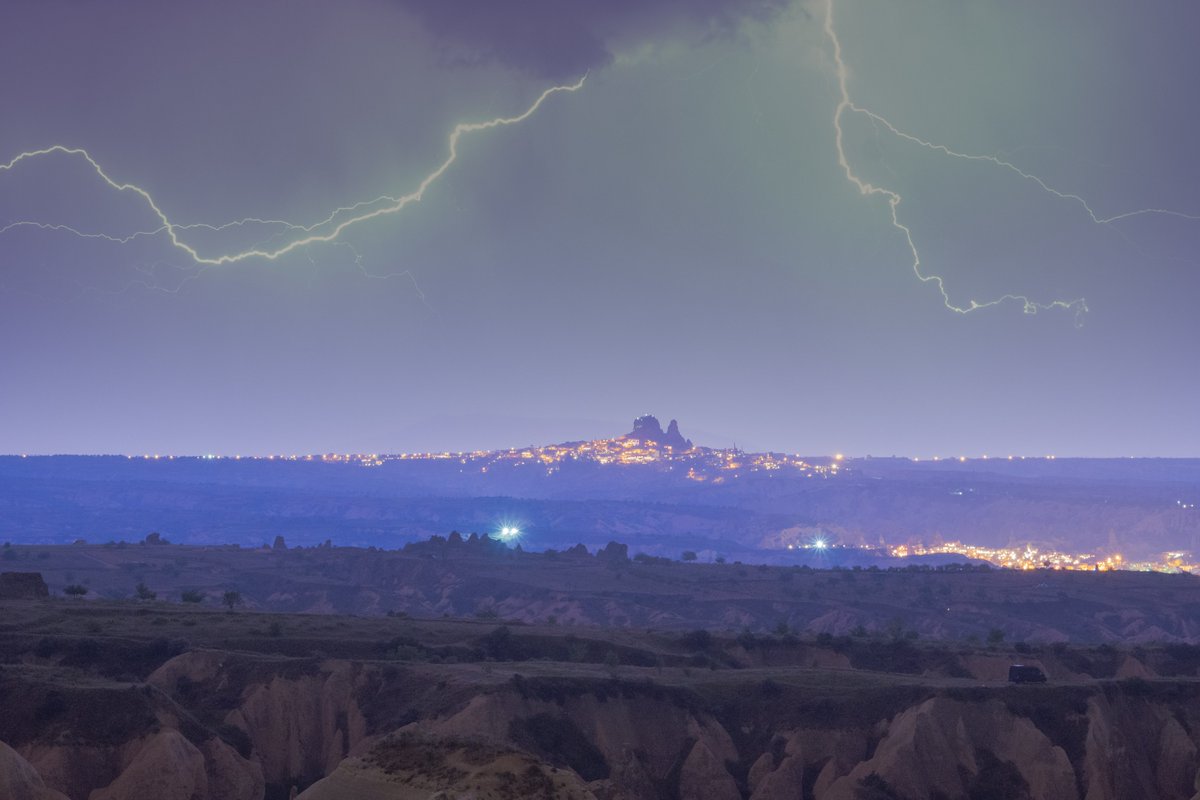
top-left (112, 417), bottom-right (847, 481)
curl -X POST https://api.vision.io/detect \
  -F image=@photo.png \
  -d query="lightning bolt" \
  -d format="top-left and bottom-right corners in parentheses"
top-left (823, 0), bottom-right (1198, 319)
top-left (0, 76), bottom-right (585, 269)
top-left (336, 241), bottom-right (434, 311)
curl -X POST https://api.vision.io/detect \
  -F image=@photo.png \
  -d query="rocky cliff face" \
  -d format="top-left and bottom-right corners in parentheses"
top-left (170, 659), bottom-right (1200, 799)
top-left (7, 688), bottom-right (263, 800)
top-left (10, 649), bottom-right (1200, 799)
top-left (85, 730), bottom-right (260, 800)
top-left (225, 664), bottom-right (368, 787)
top-left (821, 697), bottom-right (1078, 799)
top-left (0, 741), bottom-right (69, 800)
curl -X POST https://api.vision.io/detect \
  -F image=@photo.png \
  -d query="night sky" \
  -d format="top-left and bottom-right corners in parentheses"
top-left (2, 0), bottom-right (1198, 458)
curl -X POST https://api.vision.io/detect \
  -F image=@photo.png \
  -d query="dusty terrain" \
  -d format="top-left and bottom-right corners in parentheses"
top-left (7, 540), bottom-right (1200, 643)
top-left (6, 588), bottom-right (1200, 799)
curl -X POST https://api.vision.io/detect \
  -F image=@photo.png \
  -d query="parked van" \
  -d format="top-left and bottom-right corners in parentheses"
top-left (1008, 664), bottom-right (1047, 684)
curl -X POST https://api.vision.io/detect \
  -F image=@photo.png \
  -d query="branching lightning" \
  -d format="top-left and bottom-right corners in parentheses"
top-left (823, 0), bottom-right (1197, 319)
top-left (0, 76), bottom-right (585, 271)
top-left (338, 241), bottom-right (433, 311)
top-left (7, 11), bottom-right (1195, 325)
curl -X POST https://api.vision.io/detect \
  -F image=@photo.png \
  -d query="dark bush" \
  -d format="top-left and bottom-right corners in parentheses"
top-left (1117, 676), bottom-right (1153, 697)
top-left (681, 629), bottom-right (713, 652)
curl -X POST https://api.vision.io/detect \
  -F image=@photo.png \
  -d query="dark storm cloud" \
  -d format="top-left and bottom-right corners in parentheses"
top-left (396, 0), bottom-right (791, 79)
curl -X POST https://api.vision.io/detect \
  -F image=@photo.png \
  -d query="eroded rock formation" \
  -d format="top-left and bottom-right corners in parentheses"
top-left (10, 648), bottom-right (1200, 799)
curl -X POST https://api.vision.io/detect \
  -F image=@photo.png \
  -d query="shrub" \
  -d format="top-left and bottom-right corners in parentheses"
top-left (34, 691), bottom-right (67, 722)
top-left (681, 629), bottom-right (713, 652)
top-left (736, 631), bottom-right (758, 650)
top-left (1117, 676), bottom-right (1153, 696)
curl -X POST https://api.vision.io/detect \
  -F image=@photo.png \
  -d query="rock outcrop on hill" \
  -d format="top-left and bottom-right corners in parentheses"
top-left (822, 697), bottom-right (1078, 800)
top-left (747, 733), bottom-right (805, 800)
top-left (625, 414), bottom-right (692, 450)
top-left (17, 729), bottom-right (263, 800)
top-left (0, 741), bottom-right (68, 800)
top-left (89, 730), bottom-right (210, 800)
top-left (225, 661), bottom-right (368, 787)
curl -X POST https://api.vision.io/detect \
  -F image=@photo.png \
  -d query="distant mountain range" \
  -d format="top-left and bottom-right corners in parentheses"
top-left (1, 415), bottom-right (1199, 562)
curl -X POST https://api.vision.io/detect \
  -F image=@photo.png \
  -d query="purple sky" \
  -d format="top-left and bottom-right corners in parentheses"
top-left (1, 0), bottom-right (1198, 457)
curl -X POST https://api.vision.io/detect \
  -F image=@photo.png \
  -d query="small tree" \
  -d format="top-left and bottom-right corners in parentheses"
top-left (682, 629), bottom-right (713, 651)
top-left (63, 584), bottom-right (88, 599)
top-left (222, 590), bottom-right (242, 611)
top-left (181, 589), bottom-right (205, 604)
top-left (987, 628), bottom-right (1006, 645)
top-left (681, 550), bottom-right (697, 562)
top-left (135, 582), bottom-right (157, 601)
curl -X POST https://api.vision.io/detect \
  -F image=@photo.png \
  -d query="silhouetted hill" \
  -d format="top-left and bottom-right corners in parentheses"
top-left (1, 417), bottom-right (1197, 560)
